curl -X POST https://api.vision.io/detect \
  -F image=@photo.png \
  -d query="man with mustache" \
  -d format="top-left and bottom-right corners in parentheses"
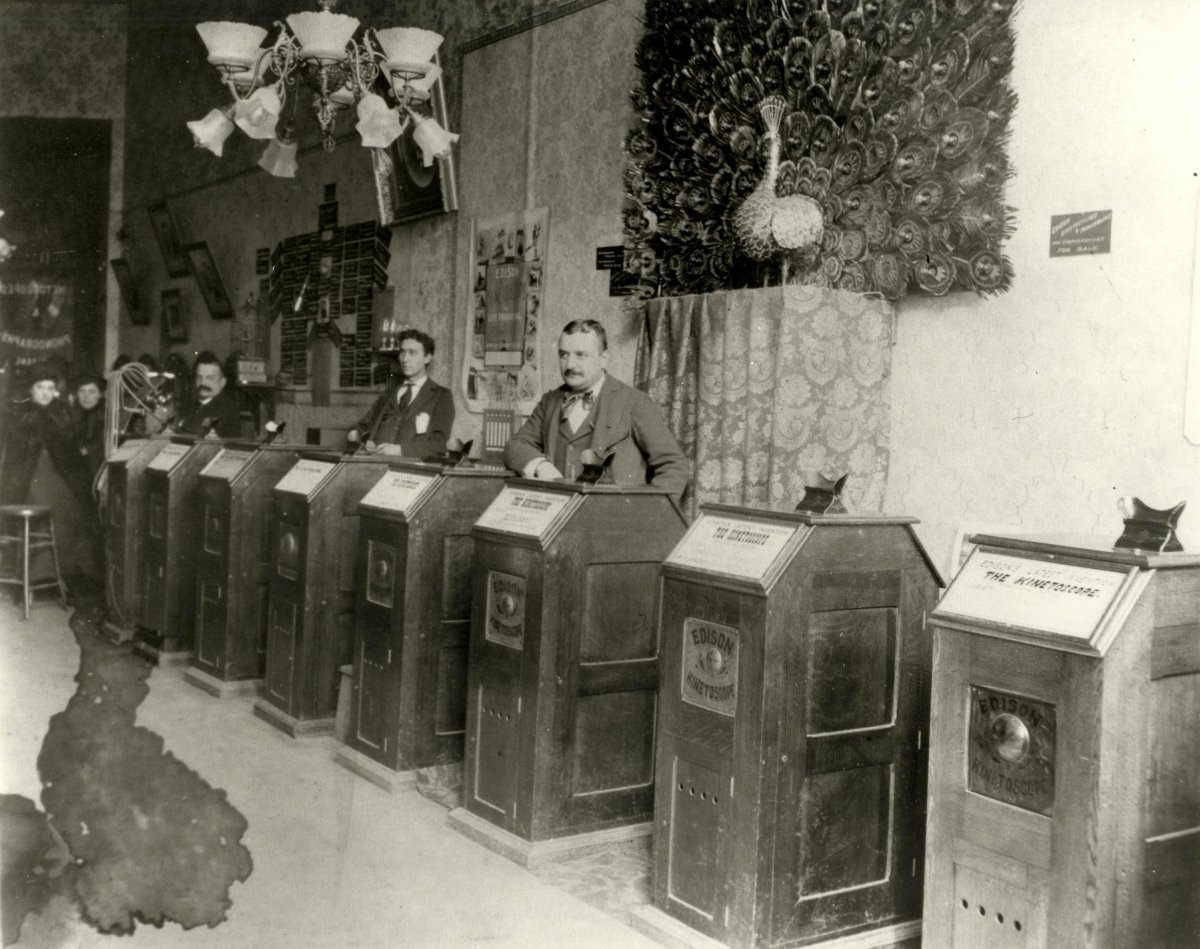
top-left (504, 319), bottom-right (689, 498)
top-left (174, 351), bottom-right (242, 438)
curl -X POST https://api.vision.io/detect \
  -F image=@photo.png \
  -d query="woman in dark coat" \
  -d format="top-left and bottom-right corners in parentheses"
top-left (0, 363), bottom-right (91, 506)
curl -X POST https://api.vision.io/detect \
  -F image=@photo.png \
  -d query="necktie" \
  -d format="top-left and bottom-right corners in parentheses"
top-left (562, 390), bottom-right (594, 413)
top-left (396, 383), bottom-right (413, 412)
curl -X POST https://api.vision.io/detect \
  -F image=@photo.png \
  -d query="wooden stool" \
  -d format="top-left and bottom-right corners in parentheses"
top-left (0, 505), bottom-right (69, 619)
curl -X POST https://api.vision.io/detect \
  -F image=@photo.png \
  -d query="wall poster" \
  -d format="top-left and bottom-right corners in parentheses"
top-left (462, 208), bottom-right (548, 415)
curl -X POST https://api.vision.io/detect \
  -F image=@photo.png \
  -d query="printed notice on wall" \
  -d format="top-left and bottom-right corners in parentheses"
top-left (474, 487), bottom-right (570, 538)
top-left (201, 448), bottom-right (254, 481)
top-left (275, 459), bottom-right (335, 496)
top-left (147, 442), bottom-right (191, 472)
top-left (1049, 210), bottom-right (1112, 257)
top-left (360, 470), bottom-right (437, 515)
top-left (936, 550), bottom-right (1127, 639)
top-left (110, 439), bottom-right (149, 463)
top-left (666, 515), bottom-right (799, 581)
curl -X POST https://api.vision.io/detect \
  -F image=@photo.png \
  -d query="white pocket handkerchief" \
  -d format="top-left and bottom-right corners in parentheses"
top-left (414, 412), bottom-right (430, 434)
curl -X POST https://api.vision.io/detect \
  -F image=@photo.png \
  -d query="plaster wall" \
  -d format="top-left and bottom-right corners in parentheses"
top-left (887, 0), bottom-right (1200, 572)
top-left (0, 1), bottom-right (128, 369)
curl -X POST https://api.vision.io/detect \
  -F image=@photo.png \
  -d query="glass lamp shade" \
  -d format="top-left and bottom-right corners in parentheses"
top-left (233, 87), bottom-right (281, 139)
top-left (329, 84), bottom-right (357, 108)
top-left (401, 62), bottom-right (442, 100)
top-left (187, 108), bottom-right (236, 157)
top-left (355, 94), bottom-right (403, 148)
top-left (196, 21), bottom-right (268, 69)
top-left (373, 27), bottom-right (442, 68)
top-left (409, 113), bottom-right (458, 166)
top-left (258, 138), bottom-right (298, 178)
top-left (285, 11), bottom-right (359, 60)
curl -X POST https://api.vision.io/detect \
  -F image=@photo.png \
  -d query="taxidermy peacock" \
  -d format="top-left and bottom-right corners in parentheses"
top-left (731, 95), bottom-right (824, 265)
top-left (623, 0), bottom-right (1018, 301)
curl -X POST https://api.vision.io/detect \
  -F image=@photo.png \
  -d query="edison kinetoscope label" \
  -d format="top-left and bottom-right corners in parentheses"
top-left (967, 685), bottom-right (1056, 815)
top-left (681, 618), bottom-right (739, 716)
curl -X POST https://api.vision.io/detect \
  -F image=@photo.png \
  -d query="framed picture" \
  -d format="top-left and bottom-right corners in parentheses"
top-left (371, 53), bottom-right (459, 226)
top-left (183, 241), bottom-right (234, 319)
top-left (162, 288), bottom-right (187, 343)
top-left (148, 202), bottom-right (190, 277)
top-left (109, 258), bottom-right (147, 325)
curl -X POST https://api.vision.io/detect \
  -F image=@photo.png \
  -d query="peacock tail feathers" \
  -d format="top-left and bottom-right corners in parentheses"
top-left (624, 0), bottom-right (1019, 299)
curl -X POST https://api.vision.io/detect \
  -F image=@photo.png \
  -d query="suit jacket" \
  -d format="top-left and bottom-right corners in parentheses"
top-left (176, 388), bottom-right (242, 438)
top-left (504, 374), bottom-right (690, 498)
top-left (356, 377), bottom-right (455, 459)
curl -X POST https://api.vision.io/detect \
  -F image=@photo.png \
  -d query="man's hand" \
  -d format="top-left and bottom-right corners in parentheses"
top-left (375, 442), bottom-right (404, 456)
top-left (533, 460), bottom-right (564, 480)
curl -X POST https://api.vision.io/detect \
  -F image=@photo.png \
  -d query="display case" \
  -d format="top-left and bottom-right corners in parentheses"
top-left (254, 452), bottom-right (389, 736)
top-left (334, 461), bottom-right (506, 789)
top-left (449, 480), bottom-right (687, 866)
top-left (136, 436), bottom-right (223, 663)
top-left (632, 505), bottom-right (942, 949)
top-left (185, 443), bottom-right (299, 696)
top-left (924, 533), bottom-right (1200, 949)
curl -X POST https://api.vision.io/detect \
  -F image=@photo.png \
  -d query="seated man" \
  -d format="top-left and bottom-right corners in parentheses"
top-left (173, 351), bottom-right (241, 438)
top-left (504, 319), bottom-right (690, 498)
top-left (351, 329), bottom-right (455, 457)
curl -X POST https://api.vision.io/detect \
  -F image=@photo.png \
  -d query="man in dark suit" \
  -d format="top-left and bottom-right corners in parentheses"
top-left (352, 328), bottom-right (455, 458)
top-left (504, 319), bottom-right (690, 498)
top-left (174, 351), bottom-right (241, 438)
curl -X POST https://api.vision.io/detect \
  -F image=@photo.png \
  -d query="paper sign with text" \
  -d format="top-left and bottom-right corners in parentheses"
top-left (474, 487), bottom-right (570, 538)
top-left (666, 515), bottom-right (799, 582)
top-left (937, 550), bottom-right (1126, 639)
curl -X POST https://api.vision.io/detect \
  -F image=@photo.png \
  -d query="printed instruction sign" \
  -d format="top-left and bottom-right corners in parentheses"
top-left (666, 514), bottom-right (799, 582)
top-left (936, 549), bottom-right (1127, 639)
top-left (1050, 210), bottom-right (1112, 257)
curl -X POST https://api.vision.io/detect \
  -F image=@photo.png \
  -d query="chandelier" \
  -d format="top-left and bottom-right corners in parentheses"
top-left (187, 0), bottom-right (459, 179)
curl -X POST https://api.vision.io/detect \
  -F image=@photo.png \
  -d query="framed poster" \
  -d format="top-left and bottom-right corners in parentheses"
top-left (110, 258), bottom-right (147, 325)
top-left (461, 208), bottom-right (548, 415)
top-left (148, 202), bottom-right (189, 277)
top-left (370, 53), bottom-right (459, 225)
top-left (183, 242), bottom-right (234, 319)
top-left (162, 288), bottom-right (187, 343)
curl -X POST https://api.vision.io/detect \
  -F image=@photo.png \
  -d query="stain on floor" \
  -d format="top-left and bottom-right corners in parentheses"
top-left (5, 605), bottom-right (253, 939)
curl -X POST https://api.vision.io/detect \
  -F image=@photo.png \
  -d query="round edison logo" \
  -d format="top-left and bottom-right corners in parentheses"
top-left (682, 618), bottom-right (738, 716)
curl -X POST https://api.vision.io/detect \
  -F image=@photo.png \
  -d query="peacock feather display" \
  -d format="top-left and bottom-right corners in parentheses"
top-left (622, 0), bottom-right (1018, 301)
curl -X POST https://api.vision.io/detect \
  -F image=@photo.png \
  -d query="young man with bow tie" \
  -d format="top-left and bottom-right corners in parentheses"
top-left (504, 319), bottom-right (690, 498)
top-left (351, 329), bottom-right (455, 458)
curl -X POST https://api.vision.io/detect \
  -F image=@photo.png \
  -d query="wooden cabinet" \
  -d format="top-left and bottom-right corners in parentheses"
top-left (101, 436), bottom-right (167, 642)
top-left (254, 453), bottom-right (388, 737)
top-left (451, 481), bottom-right (687, 865)
top-left (925, 534), bottom-right (1200, 949)
top-left (136, 437), bottom-right (222, 663)
top-left (336, 462), bottom-right (506, 788)
top-left (635, 505), bottom-right (941, 949)
top-left (186, 444), bottom-right (297, 695)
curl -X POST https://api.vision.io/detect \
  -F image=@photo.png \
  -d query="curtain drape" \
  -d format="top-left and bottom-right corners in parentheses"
top-left (636, 285), bottom-right (894, 518)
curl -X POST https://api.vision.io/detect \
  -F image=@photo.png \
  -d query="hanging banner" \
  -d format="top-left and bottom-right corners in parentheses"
top-left (0, 269), bottom-right (74, 375)
top-left (462, 208), bottom-right (548, 415)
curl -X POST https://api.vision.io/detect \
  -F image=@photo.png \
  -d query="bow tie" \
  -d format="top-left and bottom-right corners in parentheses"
top-left (563, 390), bottom-right (594, 411)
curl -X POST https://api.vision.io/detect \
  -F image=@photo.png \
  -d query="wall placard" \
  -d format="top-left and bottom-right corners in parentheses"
top-left (463, 208), bottom-right (548, 414)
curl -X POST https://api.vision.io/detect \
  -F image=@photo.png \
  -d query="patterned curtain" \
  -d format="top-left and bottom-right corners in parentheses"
top-left (636, 285), bottom-right (894, 518)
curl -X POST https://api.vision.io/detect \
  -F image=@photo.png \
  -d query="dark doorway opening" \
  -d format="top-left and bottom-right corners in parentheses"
top-left (0, 117), bottom-right (112, 386)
